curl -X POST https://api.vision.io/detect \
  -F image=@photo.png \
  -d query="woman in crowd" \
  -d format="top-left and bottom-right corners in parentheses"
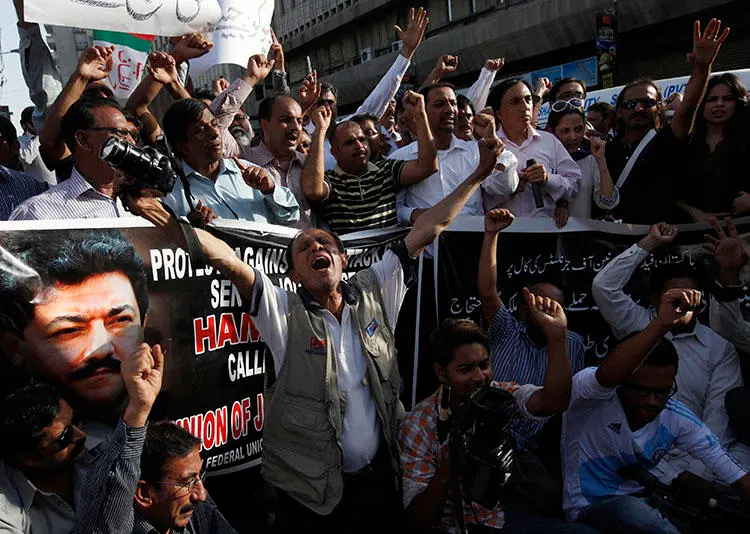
top-left (547, 104), bottom-right (619, 220)
top-left (676, 73), bottom-right (750, 222)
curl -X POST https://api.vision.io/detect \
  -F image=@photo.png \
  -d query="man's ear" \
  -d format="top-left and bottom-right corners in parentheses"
top-left (134, 481), bottom-right (154, 509)
top-left (75, 130), bottom-right (94, 153)
top-left (341, 253), bottom-right (348, 271)
top-left (434, 362), bottom-right (447, 383)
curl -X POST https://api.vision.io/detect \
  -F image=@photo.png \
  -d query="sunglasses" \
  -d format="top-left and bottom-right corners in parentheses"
top-left (621, 97), bottom-right (658, 110)
top-left (551, 98), bottom-right (585, 113)
top-left (47, 415), bottom-right (81, 452)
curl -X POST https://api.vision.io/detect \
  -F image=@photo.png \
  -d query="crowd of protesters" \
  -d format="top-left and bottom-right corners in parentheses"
top-left (2, 0), bottom-right (750, 532)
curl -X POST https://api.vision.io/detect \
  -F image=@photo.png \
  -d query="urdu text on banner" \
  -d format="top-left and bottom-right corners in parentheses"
top-left (23, 0), bottom-right (222, 36)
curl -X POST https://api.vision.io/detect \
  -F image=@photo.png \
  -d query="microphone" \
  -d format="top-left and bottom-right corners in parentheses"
top-left (526, 158), bottom-right (544, 209)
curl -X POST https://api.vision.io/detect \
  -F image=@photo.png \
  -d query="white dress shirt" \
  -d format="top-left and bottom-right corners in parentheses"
top-left (710, 296), bottom-right (750, 353)
top-left (489, 126), bottom-right (581, 217)
top-left (248, 251), bottom-right (407, 473)
top-left (389, 135), bottom-right (518, 224)
top-left (18, 133), bottom-right (57, 186)
top-left (592, 244), bottom-right (749, 481)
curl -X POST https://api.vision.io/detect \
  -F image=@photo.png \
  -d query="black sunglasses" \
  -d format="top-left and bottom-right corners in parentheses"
top-left (47, 415), bottom-right (81, 452)
top-left (621, 97), bottom-right (658, 110)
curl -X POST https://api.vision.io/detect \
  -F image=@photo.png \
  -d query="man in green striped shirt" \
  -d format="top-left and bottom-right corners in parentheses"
top-left (302, 91), bottom-right (438, 235)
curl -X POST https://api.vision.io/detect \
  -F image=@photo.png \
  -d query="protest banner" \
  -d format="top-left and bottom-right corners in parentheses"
top-left (189, 0), bottom-right (275, 77)
top-left (23, 0), bottom-right (222, 36)
top-left (92, 31), bottom-right (155, 102)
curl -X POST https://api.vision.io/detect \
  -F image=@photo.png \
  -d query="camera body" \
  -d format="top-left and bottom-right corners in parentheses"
top-left (449, 386), bottom-right (516, 510)
top-left (100, 136), bottom-right (180, 196)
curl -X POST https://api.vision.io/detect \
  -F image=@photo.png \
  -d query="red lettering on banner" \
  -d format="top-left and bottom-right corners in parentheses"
top-left (231, 401), bottom-right (243, 440)
top-left (239, 313), bottom-right (262, 343)
top-left (242, 397), bottom-right (252, 436)
top-left (215, 406), bottom-right (228, 448)
top-left (254, 393), bottom-right (264, 431)
top-left (194, 315), bottom-right (217, 355)
top-left (217, 313), bottom-right (239, 349)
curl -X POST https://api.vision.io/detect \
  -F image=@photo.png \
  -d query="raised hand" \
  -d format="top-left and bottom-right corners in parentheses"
top-left (590, 137), bottom-right (606, 161)
top-left (396, 7), bottom-right (429, 60)
top-left (77, 45), bottom-right (115, 82)
top-left (246, 54), bottom-right (276, 86)
top-left (640, 222), bottom-right (678, 252)
top-left (657, 288), bottom-right (702, 328)
top-left (212, 77), bottom-right (229, 95)
top-left (475, 137), bottom-right (503, 179)
top-left (732, 191), bottom-right (750, 216)
top-left (401, 90), bottom-right (426, 117)
top-left (485, 58), bottom-right (505, 72)
top-left (472, 113), bottom-right (497, 140)
top-left (233, 157), bottom-right (275, 194)
top-left (299, 71), bottom-right (321, 110)
top-left (122, 343), bottom-right (164, 427)
top-left (147, 52), bottom-right (179, 85)
top-left (523, 287), bottom-right (568, 339)
top-left (311, 104), bottom-right (333, 132)
top-left (269, 28), bottom-right (286, 72)
top-left (436, 55), bottom-right (459, 75)
top-left (704, 217), bottom-right (748, 276)
top-left (534, 77), bottom-right (551, 99)
top-left (688, 18), bottom-right (730, 68)
top-left (484, 208), bottom-right (515, 234)
top-left (171, 32), bottom-right (213, 64)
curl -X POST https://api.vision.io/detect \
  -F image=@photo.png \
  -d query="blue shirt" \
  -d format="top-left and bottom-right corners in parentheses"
top-left (0, 166), bottom-right (48, 220)
top-left (164, 158), bottom-right (300, 224)
top-left (489, 305), bottom-right (585, 449)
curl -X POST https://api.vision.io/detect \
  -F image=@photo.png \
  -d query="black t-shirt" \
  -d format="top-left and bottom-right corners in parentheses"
top-left (605, 127), bottom-right (682, 224)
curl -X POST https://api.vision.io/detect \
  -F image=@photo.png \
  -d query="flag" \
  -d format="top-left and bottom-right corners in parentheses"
top-left (92, 31), bottom-right (155, 101)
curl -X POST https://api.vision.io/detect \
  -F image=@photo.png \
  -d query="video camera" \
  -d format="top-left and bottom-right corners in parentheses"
top-left (440, 386), bottom-right (517, 511)
top-left (619, 465), bottom-right (750, 533)
top-left (99, 135), bottom-right (180, 196)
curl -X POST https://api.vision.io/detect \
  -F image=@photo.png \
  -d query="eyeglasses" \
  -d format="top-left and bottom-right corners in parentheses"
top-left (621, 97), bottom-right (659, 110)
top-left (154, 468), bottom-right (207, 496)
top-left (557, 90), bottom-right (585, 101)
top-left (47, 415), bottom-right (81, 452)
top-left (621, 381), bottom-right (678, 400)
top-left (551, 98), bottom-right (585, 113)
top-left (88, 127), bottom-right (138, 141)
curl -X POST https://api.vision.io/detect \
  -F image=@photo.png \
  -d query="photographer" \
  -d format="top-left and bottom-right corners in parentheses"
top-left (399, 312), bottom-right (594, 533)
top-left (10, 97), bottom-right (138, 220)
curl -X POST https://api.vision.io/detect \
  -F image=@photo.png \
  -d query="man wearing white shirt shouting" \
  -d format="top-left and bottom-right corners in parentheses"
top-left (592, 222), bottom-right (750, 484)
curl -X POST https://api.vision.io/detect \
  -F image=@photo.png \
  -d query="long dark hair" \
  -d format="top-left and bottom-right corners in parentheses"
top-left (693, 73), bottom-right (749, 143)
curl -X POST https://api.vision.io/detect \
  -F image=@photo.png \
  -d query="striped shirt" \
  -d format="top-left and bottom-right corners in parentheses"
top-left (322, 159), bottom-right (406, 235)
top-left (9, 167), bottom-right (133, 220)
top-left (489, 305), bottom-right (585, 450)
top-left (0, 166), bottom-right (48, 220)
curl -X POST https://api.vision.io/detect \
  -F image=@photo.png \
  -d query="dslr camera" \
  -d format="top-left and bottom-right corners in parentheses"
top-left (99, 135), bottom-right (180, 196)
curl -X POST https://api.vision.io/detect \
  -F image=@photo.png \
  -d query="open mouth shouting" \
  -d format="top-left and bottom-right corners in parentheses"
top-left (311, 254), bottom-right (332, 271)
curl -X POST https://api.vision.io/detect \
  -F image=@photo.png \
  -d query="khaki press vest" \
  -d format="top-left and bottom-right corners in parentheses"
top-left (261, 269), bottom-right (405, 515)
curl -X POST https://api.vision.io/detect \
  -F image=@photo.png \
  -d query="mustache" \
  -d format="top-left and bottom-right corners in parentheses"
top-left (67, 356), bottom-right (121, 381)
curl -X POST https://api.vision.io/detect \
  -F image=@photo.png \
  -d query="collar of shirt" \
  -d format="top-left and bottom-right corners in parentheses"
top-left (250, 141), bottom-right (305, 169)
top-left (332, 160), bottom-right (380, 177)
top-left (297, 281), bottom-right (359, 310)
top-left (68, 166), bottom-right (114, 201)
top-left (182, 158), bottom-right (239, 183)
top-left (133, 512), bottom-right (194, 534)
top-left (496, 125), bottom-right (541, 150)
top-left (665, 321), bottom-right (711, 347)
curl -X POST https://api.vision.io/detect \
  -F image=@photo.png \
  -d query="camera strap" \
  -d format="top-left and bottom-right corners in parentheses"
top-left (162, 203), bottom-right (208, 270)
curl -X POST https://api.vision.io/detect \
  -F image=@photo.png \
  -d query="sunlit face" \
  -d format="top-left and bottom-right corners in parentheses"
top-left (22, 272), bottom-right (143, 405)
top-left (22, 399), bottom-right (87, 469)
top-left (703, 83), bottom-right (738, 126)
top-left (497, 82), bottom-right (533, 135)
top-left (290, 229), bottom-right (347, 294)
top-left (358, 118), bottom-right (388, 160)
top-left (147, 448), bottom-right (206, 530)
top-left (425, 87), bottom-right (458, 135)
top-left (456, 103), bottom-right (475, 141)
top-left (618, 364), bottom-right (677, 430)
top-left (179, 108), bottom-right (223, 167)
top-left (297, 130), bottom-right (312, 155)
top-left (317, 90), bottom-right (338, 119)
top-left (262, 97), bottom-right (303, 158)
top-left (553, 113), bottom-right (586, 153)
top-left (331, 122), bottom-right (370, 174)
top-left (436, 343), bottom-right (493, 404)
top-left (555, 82), bottom-right (586, 102)
top-left (617, 84), bottom-right (660, 131)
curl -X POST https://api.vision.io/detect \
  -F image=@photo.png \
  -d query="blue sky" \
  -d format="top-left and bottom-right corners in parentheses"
top-left (0, 2), bottom-right (34, 132)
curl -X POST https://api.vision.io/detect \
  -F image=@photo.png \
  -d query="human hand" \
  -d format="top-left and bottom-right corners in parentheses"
top-left (523, 287), bottom-right (568, 339)
top-left (639, 223), bottom-right (678, 252)
top-left (299, 71), bottom-right (321, 110)
top-left (401, 90), bottom-right (426, 118)
top-left (555, 199), bottom-right (569, 228)
top-left (520, 163), bottom-right (547, 185)
top-left (435, 55), bottom-right (459, 75)
top-left (687, 18), bottom-right (730, 68)
top-left (474, 137), bottom-right (503, 179)
top-left (147, 52), bottom-right (179, 85)
top-left (590, 137), bottom-right (606, 161)
top-left (656, 288), bottom-right (702, 328)
top-left (310, 104), bottom-right (333, 132)
top-left (269, 28), bottom-right (285, 72)
top-left (212, 77), bottom-right (229, 95)
top-left (76, 45), bottom-right (115, 81)
top-left (122, 343), bottom-right (164, 427)
top-left (171, 32), bottom-right (213, 64)
top-left (485, 58), bottom-right (505, 71)
top-left (484, 208), bottom-right (515, 234)
top-left (534, 77), bottom-right (551, 98)
top-left (187, 200), bottom-right (217, 228)
top-left (704, 217), bottom-right (748, 280)
top-left (245, 54), bottom-right (276, 86)
top-left (472, 113), bottom-right (497, 140)
top-left (665, 92), bottom-right (683, 111)
top-left (396, 7), bottom-right (429, 60)
top-left (234, 158), bottom-right (275, 194)
top-left (732, 191), bottom-right (750, 216)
